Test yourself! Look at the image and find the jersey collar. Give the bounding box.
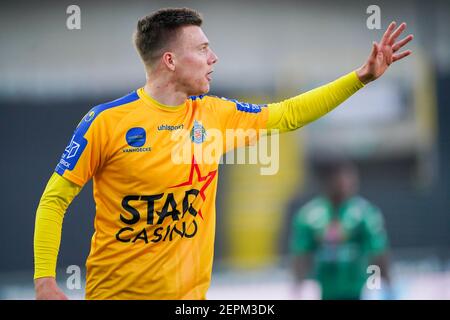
[137,87,186,112]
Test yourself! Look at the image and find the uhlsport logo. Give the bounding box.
[190,120,206,144]
[158,124,184,131]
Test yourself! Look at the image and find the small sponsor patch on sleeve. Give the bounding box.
[221,97,266,114]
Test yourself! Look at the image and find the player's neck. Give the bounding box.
[144,77,188,107]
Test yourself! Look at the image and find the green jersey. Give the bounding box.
[290,196,388,299]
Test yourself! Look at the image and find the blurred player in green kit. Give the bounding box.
[290,159,391,300]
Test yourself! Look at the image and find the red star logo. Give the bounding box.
[170,155,217,219]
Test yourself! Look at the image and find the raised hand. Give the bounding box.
[357,21,413,84]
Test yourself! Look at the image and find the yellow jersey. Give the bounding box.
[35,71,364,299]
[55,88,268,299]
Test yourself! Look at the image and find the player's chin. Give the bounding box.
[189,79,210,96]
[197,83,210,95]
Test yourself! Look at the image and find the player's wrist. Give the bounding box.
[355,65,374,85]
[34,277,57,291]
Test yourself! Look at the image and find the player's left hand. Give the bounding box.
[356,21,413,84]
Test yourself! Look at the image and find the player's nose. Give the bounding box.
[209,50,219,65]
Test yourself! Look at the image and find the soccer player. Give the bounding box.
[290,159,391,300]
[34,8,413,299]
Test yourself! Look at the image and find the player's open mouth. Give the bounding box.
[206,71,213,81]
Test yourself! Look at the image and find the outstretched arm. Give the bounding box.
[267,21,413,132]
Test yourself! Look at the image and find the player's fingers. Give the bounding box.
[381,21,396,45]
[388,22,407,45]
[393,34,414,52]
[393,50,412,62]
[369,41,378,59]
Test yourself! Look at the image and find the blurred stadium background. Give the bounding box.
[1,0,450,299]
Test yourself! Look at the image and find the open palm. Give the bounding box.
[357,21,413,84]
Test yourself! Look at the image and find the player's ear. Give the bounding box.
[162,52,176,71]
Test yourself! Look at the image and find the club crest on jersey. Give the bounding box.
[190,120,206,144]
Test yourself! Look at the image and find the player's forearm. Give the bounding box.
[34,206,65,278]
[34,173,82,279]
[266,71,365,132]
